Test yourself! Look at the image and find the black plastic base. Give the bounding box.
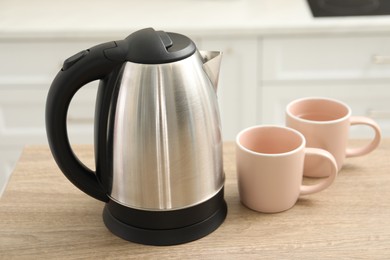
[102,188,227,246]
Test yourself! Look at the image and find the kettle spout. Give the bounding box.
[200,51,222,92]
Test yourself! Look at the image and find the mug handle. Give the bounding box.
[300,148,338,196]
[346,116,381,158]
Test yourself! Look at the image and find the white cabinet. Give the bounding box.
[262,36,390,81]
[260,35,390,137]
[2,32,390,192]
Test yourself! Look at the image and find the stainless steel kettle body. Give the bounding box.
[110,51,224,210]
[45,28,227,245]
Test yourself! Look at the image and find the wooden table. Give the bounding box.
[1,141,390,258]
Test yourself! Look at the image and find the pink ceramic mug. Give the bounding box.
[236,125,338,213]
[286,97,381,177]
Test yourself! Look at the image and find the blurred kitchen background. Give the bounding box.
[1,0,390,194]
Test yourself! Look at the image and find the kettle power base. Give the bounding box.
[102,201,227,246]
[102,188,227,246]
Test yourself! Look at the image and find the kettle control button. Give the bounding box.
[104,42,127,62]
[62,50,89,71]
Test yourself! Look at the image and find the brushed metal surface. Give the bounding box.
[110,51,224,210]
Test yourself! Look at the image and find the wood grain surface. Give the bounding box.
[1,140,389,259]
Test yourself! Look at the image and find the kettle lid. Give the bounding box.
[108,28,196,64]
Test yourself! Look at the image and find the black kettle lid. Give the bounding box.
[105,28,196,64]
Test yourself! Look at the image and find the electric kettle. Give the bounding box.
[45,28,227,245]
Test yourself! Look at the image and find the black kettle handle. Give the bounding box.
[46,42,125,202]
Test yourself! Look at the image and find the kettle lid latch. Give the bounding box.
[156,31,173,49]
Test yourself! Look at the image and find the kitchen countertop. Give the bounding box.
[2,0,390,39]
[1,140,389,258]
